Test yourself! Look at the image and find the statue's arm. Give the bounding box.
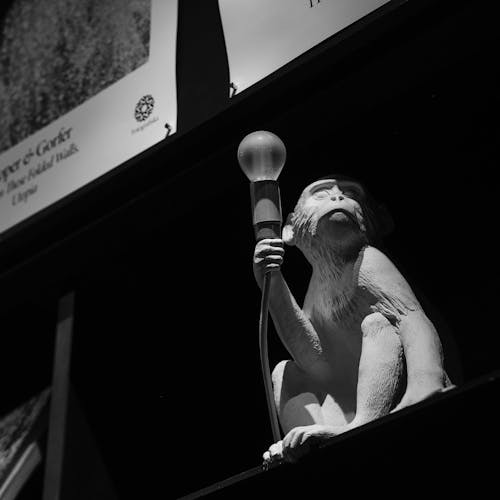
[253,239,327,376]
[396,309,447,407]
[362,247,448,410]
[269,272,328,374]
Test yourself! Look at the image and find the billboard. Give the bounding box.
[219,0,391,94]
[0,0,178,234]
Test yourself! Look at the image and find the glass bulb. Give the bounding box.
[237,131,286,182]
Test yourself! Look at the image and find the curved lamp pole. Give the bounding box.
[238,131,286,443]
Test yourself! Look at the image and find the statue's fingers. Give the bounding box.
[268,239,284,248]
[256,239,283,252]
[282,429,305,462]
[259,238,284,247]
[255,255,281,268]
[258,245,285,257]
[300,430,311,446]
[269,441,283,459]
[265,257,283,270]
[282,429,294,449]
[288,428,304,449]
[265,254,283,263]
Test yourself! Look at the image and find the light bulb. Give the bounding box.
[237,131,286,182]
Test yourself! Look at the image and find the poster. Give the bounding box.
[219,0,391,94]
[0,0,177,235]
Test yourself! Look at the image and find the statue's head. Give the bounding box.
[282,174,393,261]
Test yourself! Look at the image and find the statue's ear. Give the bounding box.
[282,213,296,246]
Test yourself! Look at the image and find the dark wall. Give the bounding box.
[1,1,499,498]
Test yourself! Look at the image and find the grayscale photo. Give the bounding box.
[0,1,498,498]
[0,0,151,154]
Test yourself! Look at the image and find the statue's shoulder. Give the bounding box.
[358,246,420,310]
[358,245,399,277]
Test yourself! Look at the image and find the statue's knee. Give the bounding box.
[271,360,293,410]
[361,312,393,338]
[272,359,309,399]
[273,359,323,401]
[272,360,294,387]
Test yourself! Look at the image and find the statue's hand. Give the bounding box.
[262,424,339,464]
[262,440,284,464]
[253,238,284,288]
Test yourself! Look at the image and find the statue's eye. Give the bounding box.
[312,189,330,199]
[343,189,356,198]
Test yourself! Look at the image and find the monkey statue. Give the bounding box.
[253,175,454,464]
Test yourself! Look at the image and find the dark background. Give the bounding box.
[0,1,499,498]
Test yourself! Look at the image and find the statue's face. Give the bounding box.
[299,179,367,235]
[282,178,370,260]
[283,178,369,258]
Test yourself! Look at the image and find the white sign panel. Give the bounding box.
[219,0,391,94]
[0,0,177,234]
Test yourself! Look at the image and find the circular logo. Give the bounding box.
[134,95,155,122]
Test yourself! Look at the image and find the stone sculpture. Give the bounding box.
[253,176,453,463]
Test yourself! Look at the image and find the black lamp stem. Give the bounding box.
[250,179,283,443]
[260,271,282,444]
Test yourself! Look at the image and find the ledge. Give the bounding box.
[179,371,500,498]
